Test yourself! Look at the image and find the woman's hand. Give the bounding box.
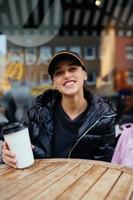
[2,141,17,168]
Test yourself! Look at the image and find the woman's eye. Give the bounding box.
[70,67,77,71]
[54,71,63,76]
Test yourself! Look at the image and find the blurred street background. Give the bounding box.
[0,0,133,127]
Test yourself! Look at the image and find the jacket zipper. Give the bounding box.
[68,113,116,158]
[36,105,42,123]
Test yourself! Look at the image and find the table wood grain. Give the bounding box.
[0,159,133,200]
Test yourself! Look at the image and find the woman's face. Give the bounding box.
[53,60,87,96]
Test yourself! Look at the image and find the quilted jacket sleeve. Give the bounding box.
[93,116,116,162]
[23,107,47,159]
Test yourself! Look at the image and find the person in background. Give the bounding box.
[2,51,116,168]
[118,91,133,125]
[2,91,17,123]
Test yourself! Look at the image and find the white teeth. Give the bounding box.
[64,81,74,87]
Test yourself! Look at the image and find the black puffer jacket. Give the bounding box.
[24,89,116,162]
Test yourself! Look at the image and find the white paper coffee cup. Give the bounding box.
[2,122,34,169]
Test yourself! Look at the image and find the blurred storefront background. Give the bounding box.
[0,0,133,124]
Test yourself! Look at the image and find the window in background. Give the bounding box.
[126,45,133,60]
[0,35,7,55]
[39,46,52,62]
[69,46,81,55]
[87,72,96,85]
[127,71,133,84]
[84,46,96,60]
[8,46,23,63]
[25,47,37,65]
[54,46,67,53]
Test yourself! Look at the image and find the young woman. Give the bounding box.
[2,51,116,168]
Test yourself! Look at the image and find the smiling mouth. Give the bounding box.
[63,80,76,86]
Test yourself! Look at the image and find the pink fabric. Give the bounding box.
[111,123,133,168]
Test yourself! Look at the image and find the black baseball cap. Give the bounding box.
[48,51,86,78]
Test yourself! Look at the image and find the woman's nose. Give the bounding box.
[64,70,71,78]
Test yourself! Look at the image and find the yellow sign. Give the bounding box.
[0,79,11,92]
[0,61,24,92]
[4,62,24,80]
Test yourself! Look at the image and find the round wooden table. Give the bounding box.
[0,159,133,200]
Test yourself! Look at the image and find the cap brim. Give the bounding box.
[48,51,85,77]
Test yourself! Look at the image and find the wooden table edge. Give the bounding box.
[36,158,133,175]
[0,158,133,175]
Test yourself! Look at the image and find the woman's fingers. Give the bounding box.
[3,156,17,168]
[2,141,17,168]
[2,141,9,149]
